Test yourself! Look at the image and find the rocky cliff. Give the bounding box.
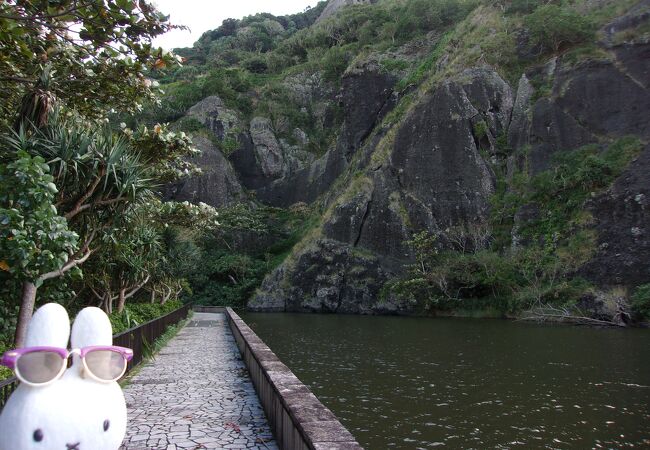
[316,0,375,23]
[158,0,650,322]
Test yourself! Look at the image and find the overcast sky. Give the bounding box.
[152,0,322,49]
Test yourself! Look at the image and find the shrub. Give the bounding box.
[172,117,205,133]
[0,340,11,380]
[473,120,488,139]
[243,56,269,74]
[109,300,184,334]
[396,0,470,40]
[631,284,650,320]
[320,45,352,82]
[506,0,560,15]
[525,4,594,53]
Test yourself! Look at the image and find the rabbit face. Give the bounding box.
[0,304,128,450]
[0,374,126,450]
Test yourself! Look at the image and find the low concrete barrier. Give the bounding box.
[193,305,226,313]
[225,308,363,450]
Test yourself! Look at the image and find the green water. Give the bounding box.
[242,313,650,449]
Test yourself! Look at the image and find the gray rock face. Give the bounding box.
[166,136,244,207]
[507,74,534,152]
[229,119,316,195]
[255,63,397,207]
[613,41,650,88]
[516,56,650,174]
[228,132,269,190]
[248,239,399,314]
[316,0,373,23]
[555,61,650,139]
[391,76,501,227]
[339,61,398,159]
[250,117,284,178]
[580,144,650,287]
[186,96,240,140]
[460,68,513,139]
[528,97,595,174]
[176,1,650,316]
[601,0,650,90]
[255,147,347,207]
[283,72,337,130]
[253,68,511,312]
[251,32,650,312]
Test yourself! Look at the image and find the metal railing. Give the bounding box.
[113,302,192,372]
[0,377,18,411]
[0,302,192,412]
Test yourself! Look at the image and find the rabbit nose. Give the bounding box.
[66,443,80,450]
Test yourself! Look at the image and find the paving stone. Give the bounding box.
[120,313,277,450]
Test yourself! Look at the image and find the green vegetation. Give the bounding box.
[1,0,645,340]
[473,121,488,140]
[109,300,185,334]
[0,0,178,127]
[0,1,215,348]
[389,138,644,315]
[631,284,650,321]
[187,204,317,308]
[396,31,454,91]
[146,315,191,358]
[525,4,594,53]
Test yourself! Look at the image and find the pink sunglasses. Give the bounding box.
[1,346,134,386]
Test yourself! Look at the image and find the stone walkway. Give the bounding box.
[120,313,277,450]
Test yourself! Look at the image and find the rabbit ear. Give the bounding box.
[24,303,70,348]
[71,307,113,348]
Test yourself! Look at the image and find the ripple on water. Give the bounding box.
[243,313,650,449]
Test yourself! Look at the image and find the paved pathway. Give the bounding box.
[120,313,277,450]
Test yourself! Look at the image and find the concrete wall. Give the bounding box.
[193,306,226,313]
[225,308,363,450]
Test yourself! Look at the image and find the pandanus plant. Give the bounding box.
[1,100,152,346]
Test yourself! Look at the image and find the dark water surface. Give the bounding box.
[242,313,650,449]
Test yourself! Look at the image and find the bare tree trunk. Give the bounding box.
[161,288,171,305]
[13,240,95,347]
[117,288,126,314]
[150,289,155,304]
[14,281,37,347]
[103,292,113,315]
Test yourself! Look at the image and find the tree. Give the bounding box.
[0,0,181,127]
[2,108,207,341]
[0,114,153,345]
[82,197,217,314]
[0,1,217,346]
[0,151,80,345]
[86,214,161,314]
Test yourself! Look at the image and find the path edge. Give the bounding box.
[225,308,363,450]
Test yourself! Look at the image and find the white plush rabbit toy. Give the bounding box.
[0,303,130,450]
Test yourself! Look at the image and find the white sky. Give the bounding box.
[152,0,322,49]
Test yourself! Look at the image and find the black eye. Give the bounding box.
[103,420,110,432]
[33,429,44,442]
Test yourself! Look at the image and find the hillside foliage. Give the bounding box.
[1,0,646,359]
[0,0,215,352]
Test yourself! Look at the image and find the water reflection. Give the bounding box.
[242,313,650,449]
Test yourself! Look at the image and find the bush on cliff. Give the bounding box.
[525,4,594,53]
[631,284,650,321]
[389,138,644,314]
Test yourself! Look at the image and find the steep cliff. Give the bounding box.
[316,0,375,23]
[153,0,650,322]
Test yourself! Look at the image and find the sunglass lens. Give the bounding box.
[16,351,65,384]
[84,350,126,381]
